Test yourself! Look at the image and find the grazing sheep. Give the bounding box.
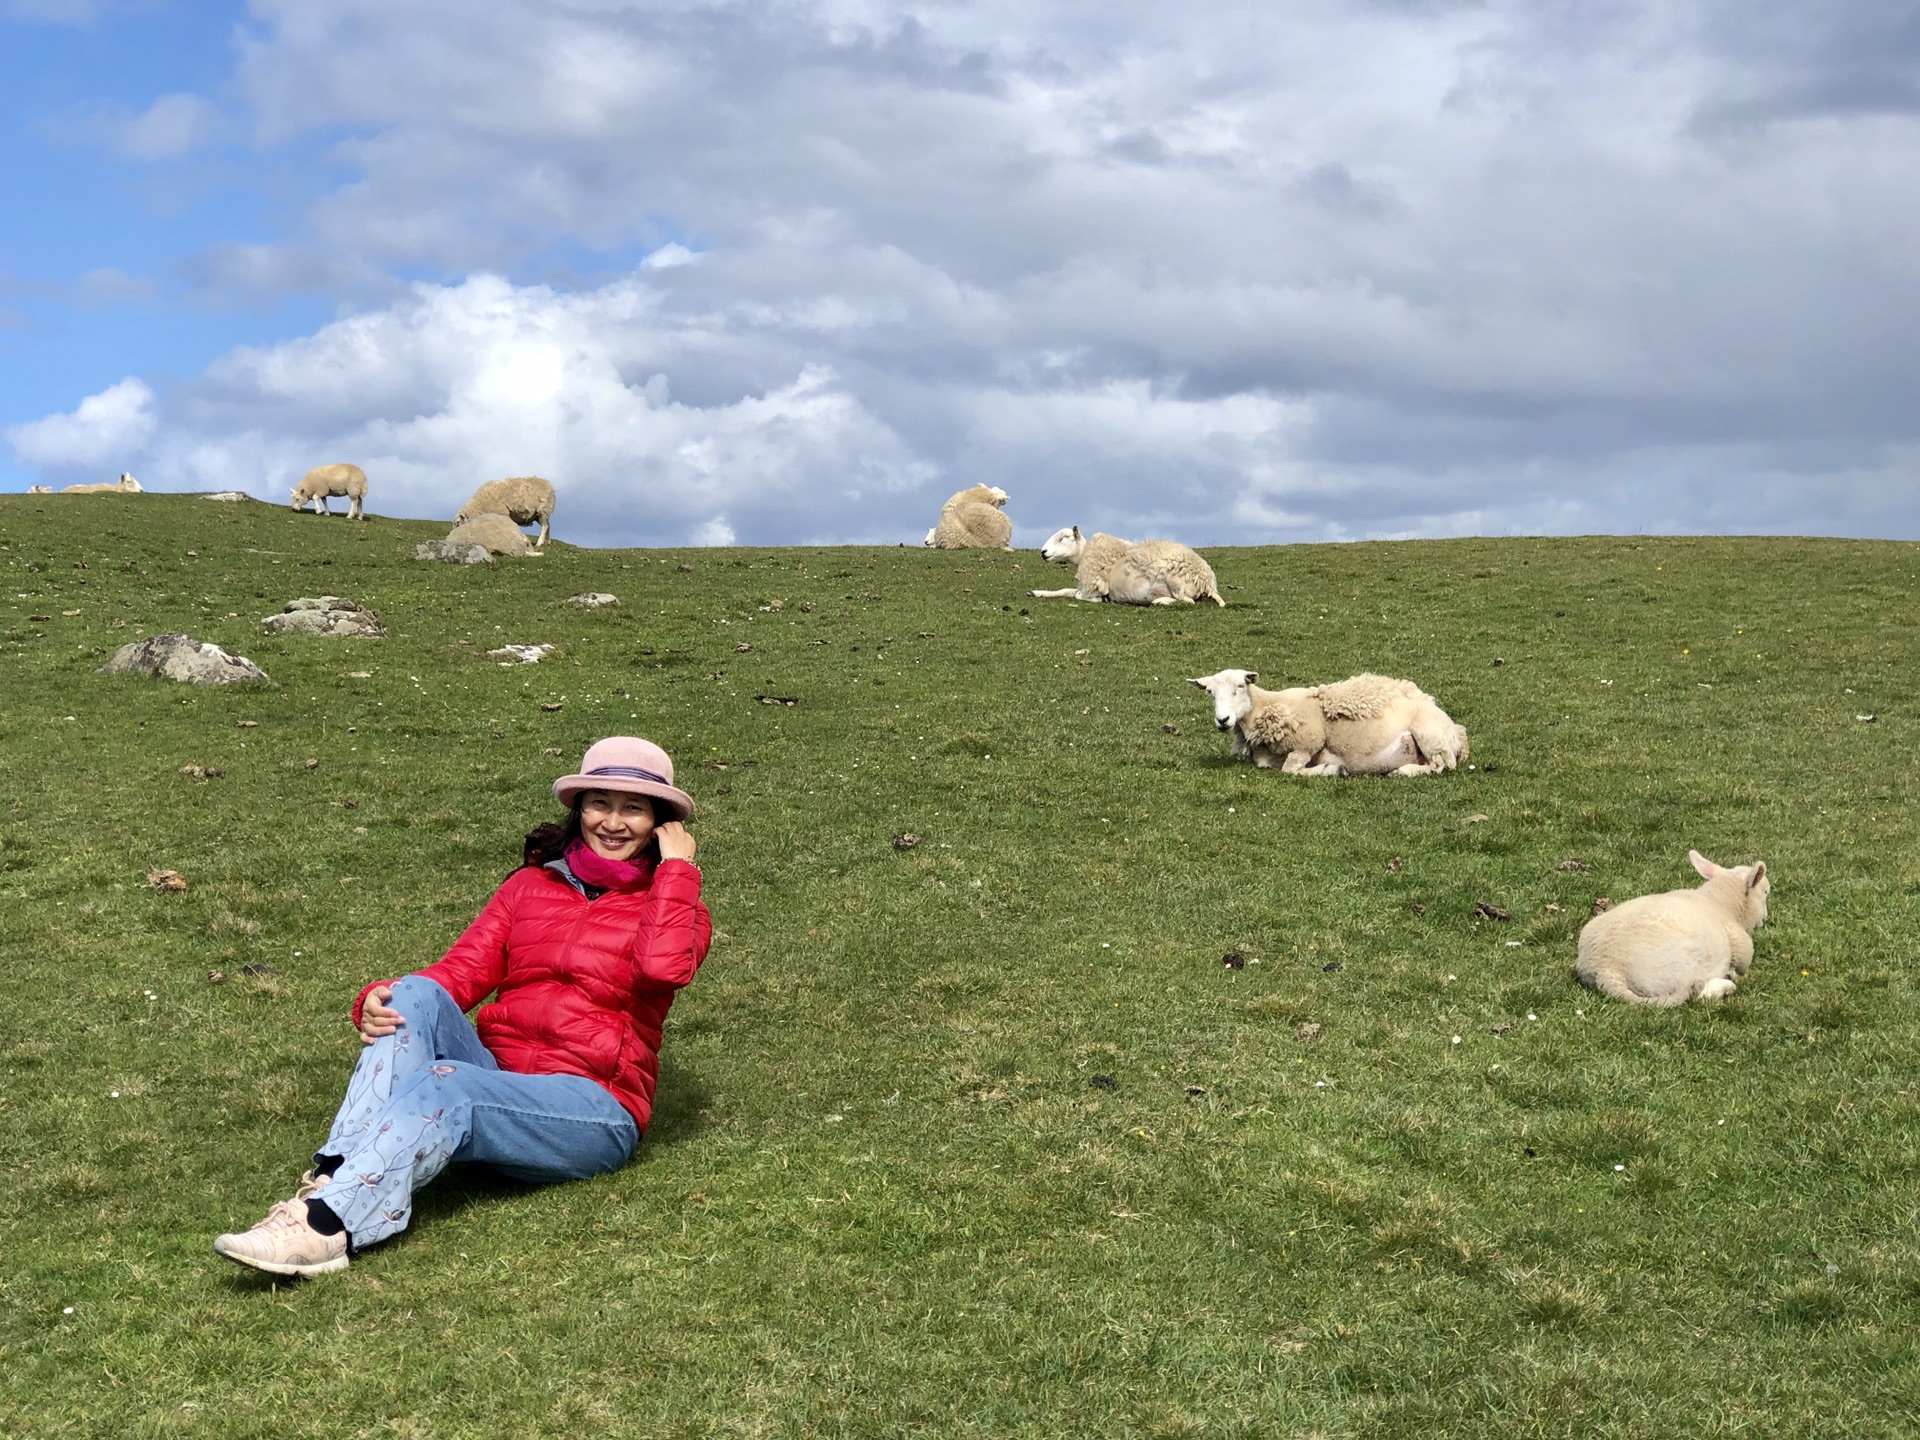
[1032,527,1224,605]
[448,512,537,557]
[1575,851,1770,1006]
[290,463,368,519]
[1029,526,1135,600]
[456,475,556,547]
[63,472,144,495]
[1188,670,1469,776]
[925,484,1012,549]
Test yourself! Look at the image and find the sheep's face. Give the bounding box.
[1188,669,1257,731]
[985,486,1009,507]
[1040,526,1084,564]
[1690,850,1770,929]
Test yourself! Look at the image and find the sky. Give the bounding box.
[3,0,1917,548]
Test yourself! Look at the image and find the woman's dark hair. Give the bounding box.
[520,800,584,870]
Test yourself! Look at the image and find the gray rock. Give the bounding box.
[566,592,619,607]
[197,491,252,502]
[412,539,494,564]
[99,633,272,686]
[261,597,386,637]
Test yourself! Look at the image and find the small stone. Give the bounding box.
[734,642,754,653]
[1294,1022,1322,1042]
[206,970,226,985]
[237,719,258,728]
[261,597,385,638]
[1184,1085,1207,1098]
[1323,961,1342,973]
[565,593,619,607]
[1386,856,1404,871]
[755,694,799,706]
[1591,896,1614,915]
[1491,1021,1515,1035]
[539,701,564,712]
[891,833,921,850]
[304,758,319,770]
[543,746,565,757]
[1221,951,1245,969]
[1555,857,1592,872]
[1464,813,1489,824]
[1492,657,1506,666]
[146,869,189,892]
[677,563,694,572]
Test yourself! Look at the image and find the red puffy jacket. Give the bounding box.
[352,857,711,1131]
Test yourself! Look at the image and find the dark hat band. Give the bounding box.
[585,764,671,785]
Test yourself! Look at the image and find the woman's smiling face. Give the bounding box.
[577,790,658,861]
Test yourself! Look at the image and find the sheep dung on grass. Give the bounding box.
[62,472,143,495]
[1575,851,1769,1006]
[447,512,538,557]
[924,485,1012,550]
[1188,670,1469,776]
[1033,526,1224,605]
[290,463,368,519]
[455,475,556,547]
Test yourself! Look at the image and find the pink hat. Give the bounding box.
[553,736,695,821]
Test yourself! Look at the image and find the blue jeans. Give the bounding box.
[313,975,639,1249]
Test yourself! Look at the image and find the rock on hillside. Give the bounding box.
[411,539,493,564]
[261,597,386,638]
[98,633,271,686]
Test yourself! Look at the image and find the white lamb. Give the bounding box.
[1031,527,1224,605]
[1575,851,1770,1006]
[456,476,556,548]
[290,463,368,519]
[924,485,1012,549]
[28,485,51,494]
[447,512,538,557]
[1188,669,1469,776]
[63,472,143,495]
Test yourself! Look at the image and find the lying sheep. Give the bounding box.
[290,463,368,519]
[28,485,51,494]
[925,485,1012,549]
[63,472,143,495]
[1188,670,1469,776]
[1575,851,1770,1006]
[447,512,538,557]
[1032,527,1224,605]
[456,475,556,548]
[1029,526,1135,600]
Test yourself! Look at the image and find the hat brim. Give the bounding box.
[554,774,695,821]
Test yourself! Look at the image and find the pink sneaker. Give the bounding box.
[213,1198,348,1277]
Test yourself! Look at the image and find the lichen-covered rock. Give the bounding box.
[198,491,252,503]
[566,592,619,607]
[447,512,536,557]
[261,597,386,637]
[99,633,272,686]
[411,539,494,564]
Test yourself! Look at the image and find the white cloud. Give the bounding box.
[14,1,1920,540]
[7,377,156,469]
[115,92,227,160]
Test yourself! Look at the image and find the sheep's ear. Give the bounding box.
[1689,850,1719,879]
[1747,862,1766,890]
[1187,677,1207,689]
[1072,525,1082,539]
[1244,671,1257,685]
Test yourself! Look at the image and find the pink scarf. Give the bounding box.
[564,838,655,893]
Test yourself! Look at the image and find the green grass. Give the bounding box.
[3,494,1919,1437]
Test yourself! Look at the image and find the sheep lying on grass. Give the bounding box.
[456,476,555,547]
[925,485,1012,549]
[27,485,50,494]
[1188,670,1469,776]
[1576,851,1769,1006]
[1032,526,1224,605]
[63,473,143,495]
[290,463,368,519]
[1029,527,1134,600]
[448,512,538,557]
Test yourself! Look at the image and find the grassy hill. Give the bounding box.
[3,493,1918,1438]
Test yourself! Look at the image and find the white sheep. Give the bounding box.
[447,512,538,557]
[1031,527,1224,605]
[1188,669,1469,776]
[1028,526,1135,600]
[27,485,51,494]
[62,472,144,495]
[456,476,556,547]
[1575,851,1770,1006]
[290,463,368,519]
[924,485,1012,550]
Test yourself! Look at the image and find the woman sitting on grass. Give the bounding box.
[214,736,711,1277]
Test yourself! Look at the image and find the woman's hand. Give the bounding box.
[655,820,697,863]
[359,984,404,1045]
